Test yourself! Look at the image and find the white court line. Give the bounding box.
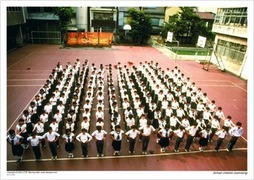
[8,79,45,81]
[6,147,247,163]
[229,81,247,92]
[6,85,43,132]
[7,85,42,87]
[7,52,34,69]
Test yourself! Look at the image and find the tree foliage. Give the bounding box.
[127,8,152,45]
[162,7,215,45]
[53,7,73,42]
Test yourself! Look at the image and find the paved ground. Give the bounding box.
[4,44,250,179]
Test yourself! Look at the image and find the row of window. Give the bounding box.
[214,8,247,27]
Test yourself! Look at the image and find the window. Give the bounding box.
[94,13,113,20]
[216,39,247,65]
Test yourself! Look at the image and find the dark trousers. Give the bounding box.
[49,142,57,156]
[142,136,150,152]
[215,138,225,150]
[129,138,136,152]
[32,145,41,159]
[81,143,88,156]
[185,135,194,150]
[228,136,239,150]
[96,140,104,155]
[174,137,183,150]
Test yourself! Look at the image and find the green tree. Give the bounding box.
[161,7,214,45]
[53,7,73,44]
[127,8,152,45]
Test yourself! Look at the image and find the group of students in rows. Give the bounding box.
[115,61,244,153]
[7,60,244,162]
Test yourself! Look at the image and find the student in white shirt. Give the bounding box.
[184,123,199,152]
[227,122,244,151]
[96,118,104,129]
[62,129,75,158]
[110,125,125,156]
[158,125,173,153]
[27,132,43,160]
[125,125,140,154]
[125,114,135,132]
[7,129,24,162]
[214,126,227,152]
[81,116,90,132]
[209,116,220,142]
[15,118,29,149]
[76,128,93,158]
[173,126,185,152]
[223,115,235,132]
[139,121,155,155]
[66,118,75,133]
[33,119,46,147]
[198,126,211,151]
[43,127,60,160]
[91,126,107,157]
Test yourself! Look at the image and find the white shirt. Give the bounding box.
[54,113,62,123]
[62,133,75,143]
[126,118,135,127]
[76,132,92,143]
[174,129,185,138]
[27,136,43,146]
[50,123,59,132]
[16,124,27,134]
[216,129,227,139]
[139,118,147,128]
[159,128,172,137]
[7,134,23,145]
[91,130,107,140]
[139,125,155,136]
[229,126,244,137]
[43,132,60,142]
[125,129,140,139]
[200,129,210,138]
[81,121,90,131]
[33,123,44,133]
[40,114,48,123]
[110,130,124,141]
[187,126,199,137]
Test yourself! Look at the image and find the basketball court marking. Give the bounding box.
[7,85,42,87]
[7,85,43,132]
[7,79,46,81]
[6,147,247,163]
[7,52,34,69]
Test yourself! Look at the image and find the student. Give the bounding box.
[139,121,155,155]
[22,110,33,136]
[125,125,140,154]
[214,126,227,152]
[33,119,46,147]
[227,122,244,151]
[43,127,60,160]
[7,129,24,162]
[96,107,104,120]
[173,126,185,152]
[27,132,43,160]
[62,129,75,158]
[76,128,92,158]
[158,125,173,153]
[15,118,29,149]
[125,114,135,132]
[223,115,235,132]
[209,116,220,142]
[198,126,211,152]
[66,118,75,133]
[96,118,104,129]
[91,126,107,157]
[184,123,199,152]
[40,110,49,131]
[110,125,125,156]
[81,116,90,132]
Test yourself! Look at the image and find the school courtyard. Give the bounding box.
[6,44,248,174]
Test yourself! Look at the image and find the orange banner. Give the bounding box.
[67,32,113,46]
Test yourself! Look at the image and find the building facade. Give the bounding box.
[211,7,248,79]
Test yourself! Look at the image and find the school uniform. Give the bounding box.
[62,133,75,153]
[184,126,199,151]
[43,131,60,158]
[81,121,90,132]
[76,132,92,157]
[173,129,185,151]
[110,130,124,154]
[91,130,107,156]
[16,123,28,148]
[33,123,46,147]
[27,135,43,160]
[125,129,140,153]
[139,125,155,154]
[215,130,227,151]
[199,129,210,148]
[227,126,244,151]
[158,128,172,149]
[7,134,24,161]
